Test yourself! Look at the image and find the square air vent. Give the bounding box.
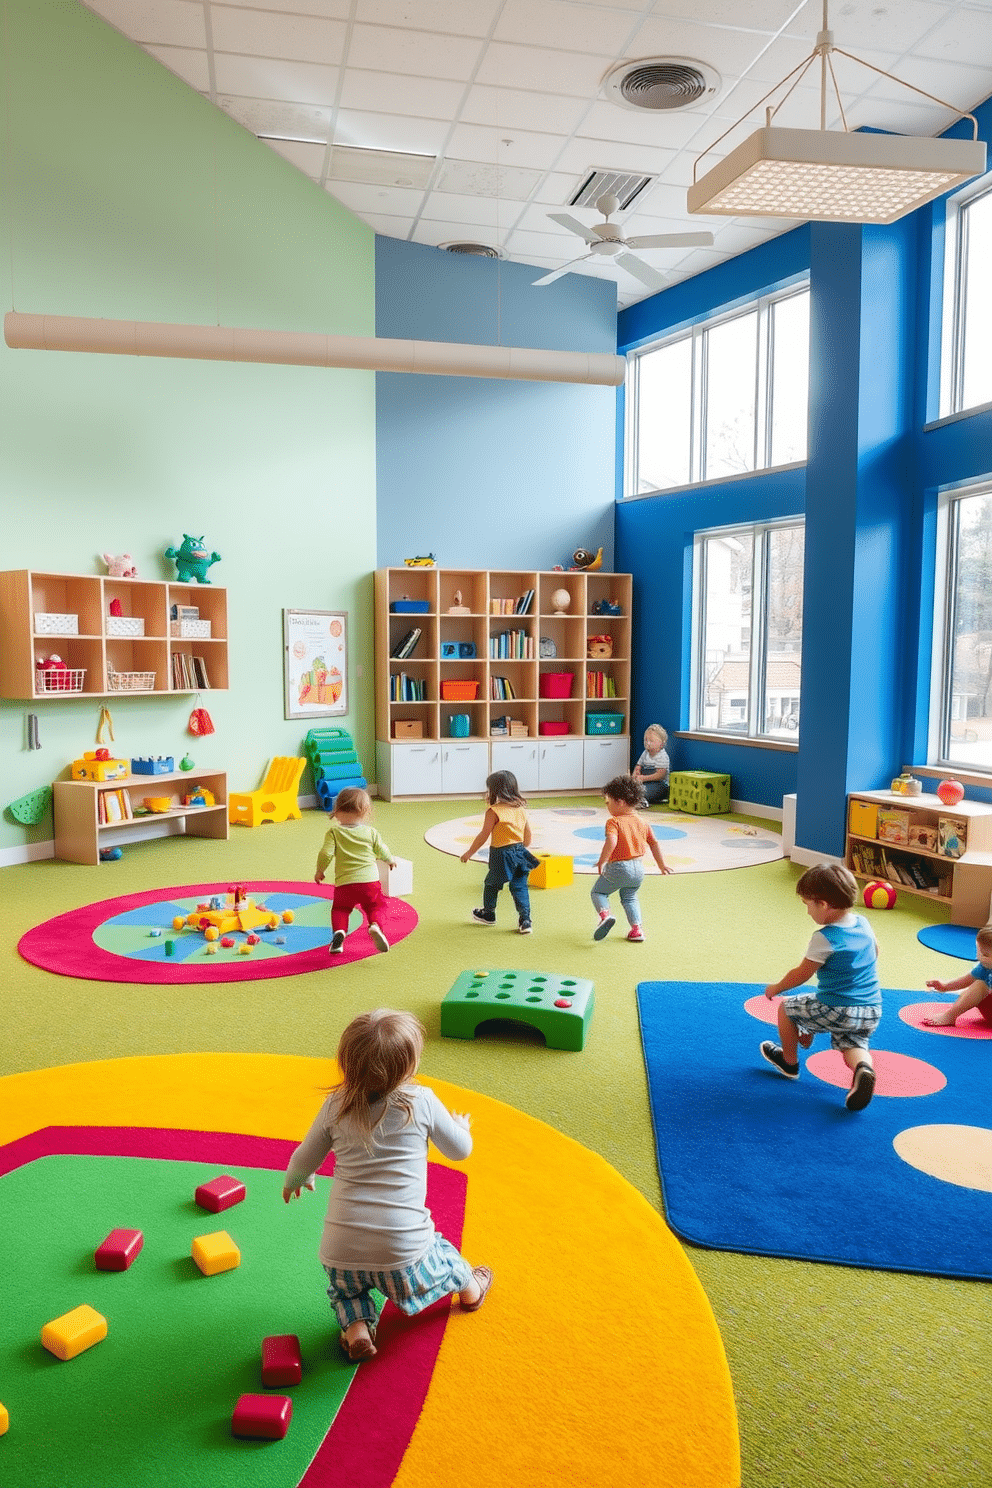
[569,171,654,210]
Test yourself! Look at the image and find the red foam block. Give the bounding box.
[232,1393,292,1440]
[261,1333,302,1387]
[94,1227,144,1271]
[195,1174,246,1212]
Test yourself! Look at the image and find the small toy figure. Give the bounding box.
[165,535,221,584]
[102,553,138,579]
[572,547,603,571]
[403,553,436,568]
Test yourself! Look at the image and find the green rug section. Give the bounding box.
[0,1155,347,1486]
[4,797,991,1488]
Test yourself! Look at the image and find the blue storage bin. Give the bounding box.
[390,600,430,613]
[131,756,175,774]
[585,713,624,735]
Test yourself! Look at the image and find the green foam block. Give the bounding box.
[8,785,52,825]
[441,969,594,1052]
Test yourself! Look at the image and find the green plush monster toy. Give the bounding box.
[165,535,221,584]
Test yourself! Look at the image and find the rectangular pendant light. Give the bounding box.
[688,127,987,225]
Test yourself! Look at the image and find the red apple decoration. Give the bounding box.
[936,778,965,806]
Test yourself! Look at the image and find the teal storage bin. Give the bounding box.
[585,712,624,734]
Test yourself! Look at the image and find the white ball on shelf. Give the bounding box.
[551,588,571,614]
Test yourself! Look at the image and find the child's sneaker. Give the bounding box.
[593,912,616,941]
[518,916,533,935]
[329,930,346,955]
[369,923,389,954]
[759,1041,799,1079]
[626,925,645,942]
[471,908,496,925]
[845,1062,876,1111]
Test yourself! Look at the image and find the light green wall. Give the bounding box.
[0,0,376,854]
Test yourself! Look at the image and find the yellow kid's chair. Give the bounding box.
[229,757,306,827]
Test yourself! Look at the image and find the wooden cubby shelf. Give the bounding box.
[845,788,992,926]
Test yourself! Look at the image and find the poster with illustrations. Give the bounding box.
[283,609,348,719]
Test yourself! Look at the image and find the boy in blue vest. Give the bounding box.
[760,863,880,1112]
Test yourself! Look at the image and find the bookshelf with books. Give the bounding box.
[53,766,227,865]
[374,567,632,799]
[845,788,992,926]
[0,570,228,698]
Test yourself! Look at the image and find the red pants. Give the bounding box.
[331,880,385,935]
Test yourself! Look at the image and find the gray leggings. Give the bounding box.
[591,859,645,927]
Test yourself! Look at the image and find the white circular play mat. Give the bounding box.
[425,806,783,874]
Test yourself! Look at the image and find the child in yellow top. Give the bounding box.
[460,771,539,934]
[593,774,672,943]
[315,787,396,955]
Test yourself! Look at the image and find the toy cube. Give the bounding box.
[377,856,413,896]
[41,1304,108,1361]
[195,1174,247,1213]
[441,969,594,1052]
[192,1230,241,1276]
[528,853,573,889]
[94,1227,143,1271]
[261,1334,302,1387]
[668,770,731,816]
[232,1394,293,1440]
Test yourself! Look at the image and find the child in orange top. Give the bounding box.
[593,775,672,942]
[460,771,539,934]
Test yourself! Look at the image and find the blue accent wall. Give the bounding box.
[375,237,619,572]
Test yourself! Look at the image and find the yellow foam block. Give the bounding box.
[528,852,574,889]
[41,1304,107,1361]
[192,1230,241,1276]
[0,1401,8,1434]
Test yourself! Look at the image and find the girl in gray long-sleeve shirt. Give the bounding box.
[283,1008,494,1361]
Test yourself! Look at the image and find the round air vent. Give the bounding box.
[440,241,502,257]
[604,57,720,112]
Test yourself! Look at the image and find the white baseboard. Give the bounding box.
[731,798,782,822]
[788,844,844,868]
[0,839,56,867]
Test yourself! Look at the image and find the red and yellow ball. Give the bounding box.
[863,878,897,909]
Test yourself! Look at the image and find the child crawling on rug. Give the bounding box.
[922,923,992,1027]
[760,863,881,1112]
[282,1009,493,1362]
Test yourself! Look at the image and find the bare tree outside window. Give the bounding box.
[944,490,992,769]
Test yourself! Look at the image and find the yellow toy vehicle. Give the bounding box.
[403,553,436,567]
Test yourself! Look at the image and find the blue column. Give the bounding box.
[796,220,916,857]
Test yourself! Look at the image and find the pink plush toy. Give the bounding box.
[102,552,138,579]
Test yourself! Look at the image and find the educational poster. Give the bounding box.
[283,609,348,719]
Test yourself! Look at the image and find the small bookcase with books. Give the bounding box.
[845,788,992,926]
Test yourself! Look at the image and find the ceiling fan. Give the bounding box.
[532,193,714,291]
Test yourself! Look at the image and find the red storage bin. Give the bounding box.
[539,721,571,736]
[539,672,574,699]
[441,680,480,701]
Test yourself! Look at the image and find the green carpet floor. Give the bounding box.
[4,796,990,1488]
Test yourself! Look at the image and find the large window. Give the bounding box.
[933,484,992,771]
[692,519,805,741]
[941,179,992,416]
[625,287,809,496]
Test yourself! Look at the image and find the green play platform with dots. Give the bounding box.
[440,969,594,1051]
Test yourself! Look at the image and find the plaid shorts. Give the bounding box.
[323,1233,473,1330]
[782,993,881,1051]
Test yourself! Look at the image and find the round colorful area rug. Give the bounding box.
[17,881,417,984]
[0,1054,740,1488]
[426,806,783,874]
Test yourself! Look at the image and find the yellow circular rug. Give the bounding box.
[0,1054,739,1488]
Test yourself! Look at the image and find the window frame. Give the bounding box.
[623,283,809,498]
[940,172,992,419]
[929,478,992,775]
[690,515,805,745]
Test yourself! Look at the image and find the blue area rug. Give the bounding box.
[636,981,992,1280]
[917,923,979,961]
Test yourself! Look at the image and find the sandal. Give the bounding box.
[460,1265,494,1312]
[339,1323,377,1361]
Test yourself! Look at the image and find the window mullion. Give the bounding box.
[750,528,767,737]
[695,329,707,484]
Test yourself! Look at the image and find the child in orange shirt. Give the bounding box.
[460,771,539,934]
[593,775,672,942]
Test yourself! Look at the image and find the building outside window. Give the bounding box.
[941,178,992,416]
[692,520,804,740]
[625,286,809,496]
[934,484,992,771]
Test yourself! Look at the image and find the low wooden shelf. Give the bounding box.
[53,767,227,865]
[845,788,992,926]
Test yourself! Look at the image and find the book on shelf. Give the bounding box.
[514,589,534,615]
[193,655,211,689]
[391,627,422,659]
[490,675,516,700]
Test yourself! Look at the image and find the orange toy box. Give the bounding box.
[72,751,129,783]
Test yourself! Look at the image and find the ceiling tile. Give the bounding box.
[83,0,206,49]
[212,53,339,105]
[145,44,212,93]
[445,122,566,170]
[578,99,719,151]
[354,0,503,38]
[493,0,641,55]
[348,24,484,80]
[460,83,590,134]
[213,0,352,17]
[262,137,327,177]
[631,14,776,75]
[475,41,613,95]
[218,95,333,141]
[419,192,528,227]
[326,179,429,214]
[554,134,681,176]
[338,68,468,119]
[209,7,347,64]
[434,159,545,197]
[334,110,452,153]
